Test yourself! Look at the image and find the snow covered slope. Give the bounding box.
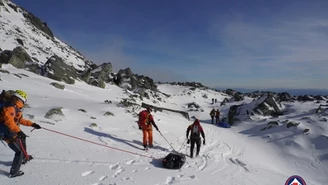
[0,65,327,185]
[0,0,87,71]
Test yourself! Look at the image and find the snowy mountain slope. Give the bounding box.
[0,65,327,184]
[0,0,87,70]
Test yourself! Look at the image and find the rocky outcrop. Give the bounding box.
[297,95,314,102]
[82,62,113,88]
[314,95,326,101]
[277,92,294,102]
[158,81,212,90]
[0,46,40,72]
[253,93,282,117]
[43,55,78,84]
[115,68,157,91]
[228,93,283,125]
[228,104,242,125]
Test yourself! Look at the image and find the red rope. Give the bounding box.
[41,127,157,160]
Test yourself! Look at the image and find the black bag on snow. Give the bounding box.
[162,153,186,169]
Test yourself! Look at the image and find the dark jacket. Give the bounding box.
[186,119,205,139]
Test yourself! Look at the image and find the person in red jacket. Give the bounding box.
[186,119,205,158]
[138,107,159,149]
[215,109,220,124]
[0,90,41,178]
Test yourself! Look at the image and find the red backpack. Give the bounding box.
[138,110,149,127]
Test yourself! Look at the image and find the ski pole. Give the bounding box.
[158,131,175,151]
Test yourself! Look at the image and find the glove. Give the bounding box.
[138,125,142,130]
[32,123,41,129]
[187,139,190,144]
[203,139,206,145]
[16,131,26,139]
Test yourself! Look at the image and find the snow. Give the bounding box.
[0,65,327,185]
[0,1,86,71]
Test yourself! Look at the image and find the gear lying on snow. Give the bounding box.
[162,152,186,169]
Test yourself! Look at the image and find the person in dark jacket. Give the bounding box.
[186,119,205,158]
[209,108,215,124]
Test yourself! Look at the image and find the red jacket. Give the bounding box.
[186,119,205,139]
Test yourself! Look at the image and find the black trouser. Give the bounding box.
[216,116,220,124]
[8,139,24,175]
[190,137,201,157]
[211,116,214,124]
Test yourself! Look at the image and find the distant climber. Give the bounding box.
[215,109,220,124]
[210,108,215,124]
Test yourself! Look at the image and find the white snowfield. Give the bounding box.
[0,65,327,185]
[0,1,87,71]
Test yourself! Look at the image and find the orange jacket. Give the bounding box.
[0,100,33,133]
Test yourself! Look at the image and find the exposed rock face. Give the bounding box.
[228,104,242,125]
[297,95,314,102]
[0,46,40,72]
[115,68,157,91]
[158,81,210,90]
[43,55,78,84]
[228,93,283,125]
[314,95,326,101]
[277,92,294,102]
[82,62,113,88]
[232,92,244,101]
[253,94,282,117]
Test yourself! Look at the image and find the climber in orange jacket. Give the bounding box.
[0,90,41,178]
[138,107,160,149]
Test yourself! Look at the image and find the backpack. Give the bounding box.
[189,124,203,138]
[138,110,150,127]
[162,153,186,169]
[0,90,16,140]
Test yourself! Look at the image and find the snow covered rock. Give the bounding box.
[43,55,78,84]
[0,0,88,71]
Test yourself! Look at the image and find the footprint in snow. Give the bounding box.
[166,176,176,185]
[126,159,136,164]
[110,163,120,170]
[189,175,196,179]
[99,176,107,181]
[113,168,124,177]
[132,169,137,173]
[122,177,132,181]
[81,170,94,177]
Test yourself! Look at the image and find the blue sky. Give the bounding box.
[12,0,328,89]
